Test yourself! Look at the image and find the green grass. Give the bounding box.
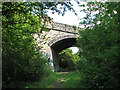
[62,71,85,88]
[23,71,86,88]
[24,71,64,88]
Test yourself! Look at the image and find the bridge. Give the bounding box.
[34,22,81,71]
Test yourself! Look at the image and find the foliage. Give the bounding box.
[2,2,76,88]
[2,1,120,88]
[59,48,76,71]
[24,71,64,88]
[2,2,47,88]
[76,2,120,88]
[62,71,86,88]
[39,2,77,16]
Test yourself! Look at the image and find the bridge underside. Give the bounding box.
[50,38,77,72]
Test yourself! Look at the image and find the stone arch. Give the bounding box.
[48,35,78,71]
[48,35,78,51]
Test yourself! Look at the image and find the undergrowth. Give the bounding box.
[62,71,86,88]
[24,71,64,88]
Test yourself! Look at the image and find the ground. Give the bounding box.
[54,72,69,88]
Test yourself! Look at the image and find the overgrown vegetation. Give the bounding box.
[2,2,75,88]
[2,1,119,88]
[62,71,83,88]
[24,71,64,88]
[2,2,47,88]
[60,2,119,88]
[59,48,76,71]
[75,2,120,88]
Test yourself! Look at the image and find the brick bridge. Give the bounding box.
[34,22,81,71]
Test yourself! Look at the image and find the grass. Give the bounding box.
[24,71,64,88]
[61,70,85,88]
[23,70,86,88]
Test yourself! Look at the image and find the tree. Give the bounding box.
[2,2,46,88]
[59,48,75,71]
[2,2,76,88]
[76,2,120,88]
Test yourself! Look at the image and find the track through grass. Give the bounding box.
[24,71,84,88]
[54,72,69,88]
[24,71,65,88]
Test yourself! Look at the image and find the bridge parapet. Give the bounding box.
[52,22,78,33]
[46,22,79,34]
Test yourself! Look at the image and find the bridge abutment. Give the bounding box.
[52,49,60,72]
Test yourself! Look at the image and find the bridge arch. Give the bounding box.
[48,35,77,53]
[48,35,78,72]
[39,22,81,72]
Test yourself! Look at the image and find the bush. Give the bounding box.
[2,2,48,88]
[76,2,119,88]
[76,27,119,88]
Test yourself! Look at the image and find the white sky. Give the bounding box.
[70,47,79,54]
[47,1,87,27]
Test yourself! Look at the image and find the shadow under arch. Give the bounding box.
[48,35,77,72]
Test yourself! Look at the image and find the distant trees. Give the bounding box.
[59,48,75,71]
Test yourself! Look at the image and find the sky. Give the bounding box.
[47,1,87,27]
[70,47,79,54]
[46,1,86,54]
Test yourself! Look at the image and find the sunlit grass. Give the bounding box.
[61,77,70,82]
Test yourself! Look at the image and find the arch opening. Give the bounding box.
[50,37,78,72]
[59,47,79,72]
[51,38,77,53]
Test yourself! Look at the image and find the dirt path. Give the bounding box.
[54,72,69,88]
